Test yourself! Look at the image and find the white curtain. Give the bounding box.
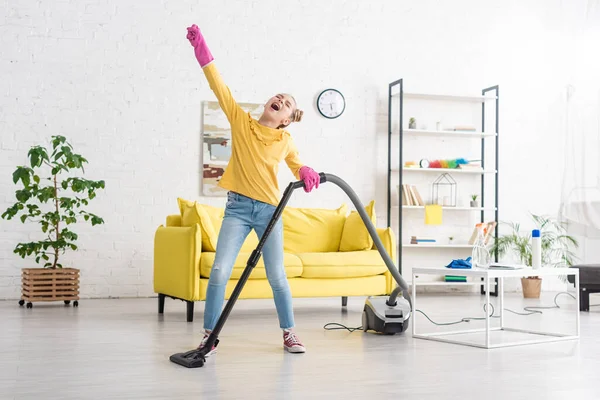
[560,0,600,238]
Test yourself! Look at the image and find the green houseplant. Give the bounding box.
[489,214,578,298]
[1,136,105,308]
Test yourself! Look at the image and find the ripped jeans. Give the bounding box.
[203,191,295,331]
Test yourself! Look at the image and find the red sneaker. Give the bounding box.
[198,332,217,356]
[283,330,306,353]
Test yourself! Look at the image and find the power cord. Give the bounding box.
[323,292,577,331]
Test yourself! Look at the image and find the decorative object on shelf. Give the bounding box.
[409,117,416,129]
[1,136,105,309]
[419,159,430,168]
[488,214,579,298]
[432,173,456,207]
[470,194,479,207]
[317,88,345,119]
[448,236,455,244]
[471,223,492,268]
[426,158,469,169]
[424,204,442,225]
[404,161,419,168]
[468,221,496,245]
[436,121,442,131]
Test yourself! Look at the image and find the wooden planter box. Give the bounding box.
[20,268,80,308]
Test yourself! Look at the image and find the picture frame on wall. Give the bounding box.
[201,100,264,196]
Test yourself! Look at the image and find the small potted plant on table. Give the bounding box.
[489,214,578,298]
[1,136,105,308]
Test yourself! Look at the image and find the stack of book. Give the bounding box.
[410,236,436,244]
[400,184,425,206]
[444,275,467,282]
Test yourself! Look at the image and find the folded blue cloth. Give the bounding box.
[445,256,472,269]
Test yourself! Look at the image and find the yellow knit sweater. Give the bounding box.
[202,62,304,206]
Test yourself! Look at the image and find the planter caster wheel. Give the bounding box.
[73,301,79,307]
[26,302,33,309]
[19,300,25,306]
[64,300,71,306]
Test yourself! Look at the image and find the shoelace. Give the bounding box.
[285,332,301,345]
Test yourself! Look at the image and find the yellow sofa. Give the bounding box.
[153,198,396,322]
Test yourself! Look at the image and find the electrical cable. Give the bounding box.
[323,292,578,331]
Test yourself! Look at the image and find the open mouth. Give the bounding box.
[270,102,280,112]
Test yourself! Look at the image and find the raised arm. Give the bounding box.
[285,138,320,193]
[187,24,242,123]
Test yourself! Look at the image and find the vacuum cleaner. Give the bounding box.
[169,173,412,368]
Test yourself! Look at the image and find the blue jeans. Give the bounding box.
[203,191,295,331]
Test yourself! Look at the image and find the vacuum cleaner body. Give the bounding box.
[362,296,411,335]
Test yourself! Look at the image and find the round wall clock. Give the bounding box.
[317,89,345,119]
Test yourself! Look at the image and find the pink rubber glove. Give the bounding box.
[299,166,320,193]
[186,24,214,67]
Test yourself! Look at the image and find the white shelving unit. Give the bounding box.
[386,79,500,291]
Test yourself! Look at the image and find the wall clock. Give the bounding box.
[317,89,345,119]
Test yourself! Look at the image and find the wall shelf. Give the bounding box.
[397,129,497,138]
[392,92,498,102]
[398,206,497,211]
[403,244,474,249]
[400,167,496,175]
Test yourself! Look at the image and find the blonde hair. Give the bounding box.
[291,109,303,123]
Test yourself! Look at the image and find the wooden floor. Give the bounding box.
[1,292,599,399]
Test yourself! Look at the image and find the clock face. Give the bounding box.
[317,89,345,119]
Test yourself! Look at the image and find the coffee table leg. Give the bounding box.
[499,277,504,329]
[412,273,417,336]
[486,276,491,348]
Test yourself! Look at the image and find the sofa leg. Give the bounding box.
[158,294,165,314]
[186,301,195,322]
[581,287,590,312]
[342,296,348,307]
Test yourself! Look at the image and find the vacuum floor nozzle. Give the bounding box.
[169,349,207,368]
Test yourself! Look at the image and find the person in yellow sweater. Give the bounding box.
[186,24,320,355]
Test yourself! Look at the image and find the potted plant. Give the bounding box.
[470,194,479,207]
[489,214,578,298]
[448,236,455,244]
[1,136,105,308]
[409,117,416,129]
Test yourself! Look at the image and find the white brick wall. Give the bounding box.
[0,0,592,298]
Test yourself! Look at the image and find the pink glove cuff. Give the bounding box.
[187,24,214,68]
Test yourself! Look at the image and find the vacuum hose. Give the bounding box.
[314,173,412,310]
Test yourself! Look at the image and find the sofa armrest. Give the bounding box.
[374,227,397,294]
[153,224,202,301]
[166,214,182,227]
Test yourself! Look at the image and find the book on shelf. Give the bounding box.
[400,184,425,206]
[410,236,436,244]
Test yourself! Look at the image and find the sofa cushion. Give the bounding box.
[339,200,376,252]
[200,252,303,280]
[296,251,388,278]
[282,204,348,253]
[177,198,259,252]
